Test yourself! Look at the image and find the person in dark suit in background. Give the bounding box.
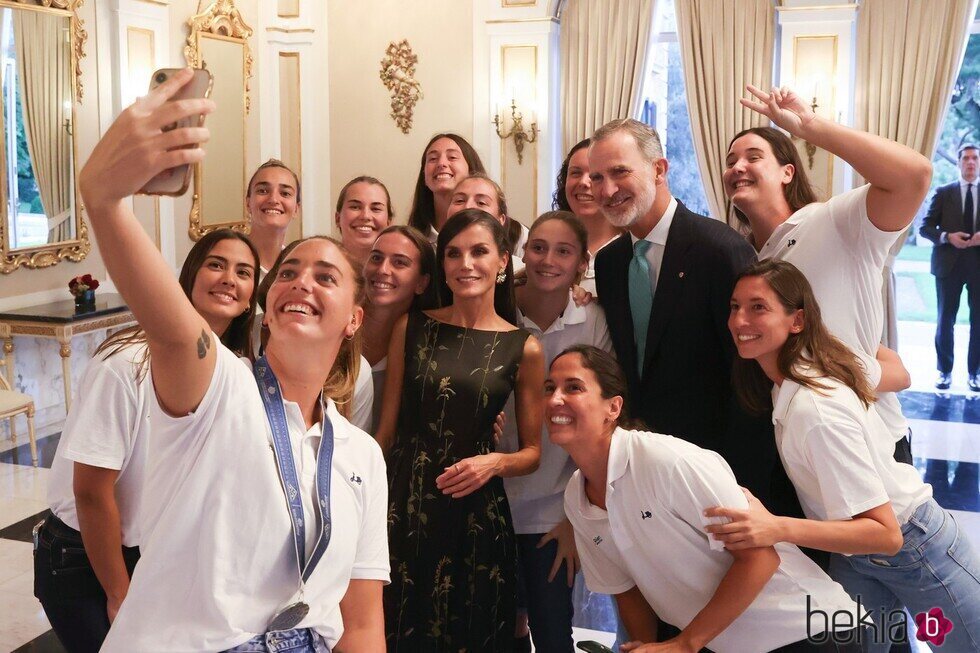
[589,119,789,515]
[920,144,980,391]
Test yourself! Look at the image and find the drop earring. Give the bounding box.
[496,268,506,284]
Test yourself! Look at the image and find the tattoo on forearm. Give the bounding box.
[197,329,211,359]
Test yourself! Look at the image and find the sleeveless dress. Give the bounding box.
[385,311,530,652]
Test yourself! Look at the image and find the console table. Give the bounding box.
[0,294,136,418]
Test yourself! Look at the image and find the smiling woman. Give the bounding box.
[334,176,393,266]
[375,209,544,651]
[75,69,388,652]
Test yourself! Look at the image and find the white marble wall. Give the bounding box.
[1,333,103,441]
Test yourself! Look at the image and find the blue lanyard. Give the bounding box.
[253,356,334,583]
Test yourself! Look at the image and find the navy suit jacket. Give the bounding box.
[920,182,977,278]
[596,202,784,508]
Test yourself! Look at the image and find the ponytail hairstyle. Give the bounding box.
[247,158,301,203]
[408,133,485,235]
[257,236,366,420]
[731,259,876,415]
[454,172,525,256]
[95,229,260,380]
[435,209,517,324]
[374,224,440,312]
[335,175,394,222]
[527,210,590,284]
[726,128,816,228]
[551,344,644,430]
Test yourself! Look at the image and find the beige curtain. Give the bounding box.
[560,0,657,153]
[854,0,977,348]
[674,0,775,223]
[14,10,72,243]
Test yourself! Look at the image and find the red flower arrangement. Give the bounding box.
[68,274,100,297]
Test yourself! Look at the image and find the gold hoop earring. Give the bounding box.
[496,269,506,285]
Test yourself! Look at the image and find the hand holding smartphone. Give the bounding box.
[577,641,616,653]
[137,67,213,196]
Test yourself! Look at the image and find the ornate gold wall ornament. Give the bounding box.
[184,0,253,113]
[379,39,422,134]
[0,0,89,274]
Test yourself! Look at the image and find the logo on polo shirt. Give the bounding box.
[641,510,652,520]
[350,472,362,485]
[593,535,603,546]
[787,239,797,248]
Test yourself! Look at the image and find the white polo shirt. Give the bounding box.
[565,428,858,653]
[757,185,908,442]
[771,375,931,525]
[501,294,614,533]
[47,343,150,547]
[103,340,390,652]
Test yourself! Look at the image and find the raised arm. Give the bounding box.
[742,85,932,232]
[875,345,911,393]
[78,69,216,416]
[374,313,407,454]
[435,335,543,498]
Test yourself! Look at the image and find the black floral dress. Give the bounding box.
[385,311,529,653]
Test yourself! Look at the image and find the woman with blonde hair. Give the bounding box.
[78,69,388,652]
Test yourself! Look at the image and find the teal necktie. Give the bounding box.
[629,239,653,377]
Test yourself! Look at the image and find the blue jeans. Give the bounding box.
[516,534,575,652]
[222,628,329,653]
[829,499,980,652]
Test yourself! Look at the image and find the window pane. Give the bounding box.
[639,5,711,217]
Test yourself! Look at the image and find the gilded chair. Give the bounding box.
[0,356,37,466]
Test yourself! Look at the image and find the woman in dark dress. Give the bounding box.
[376,209,544,652]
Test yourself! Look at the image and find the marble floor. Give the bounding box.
[1,319,978,651]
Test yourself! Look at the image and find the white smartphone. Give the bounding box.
[137,67,213,197]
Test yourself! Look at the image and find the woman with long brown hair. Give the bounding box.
[376,209,544,652]
[723,85,932,467]
[710,259,980,652]
[77,69,387,652]
[359,224,436,431]
[406,133,485,244]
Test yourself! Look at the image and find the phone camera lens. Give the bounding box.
[155,72,167,84]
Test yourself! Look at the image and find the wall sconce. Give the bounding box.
[493,98,538,165]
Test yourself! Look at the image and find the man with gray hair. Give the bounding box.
[590,119,790,515]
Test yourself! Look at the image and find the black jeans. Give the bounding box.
[33,513,140,653]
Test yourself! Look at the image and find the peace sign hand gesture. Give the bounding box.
[740,85,817,139]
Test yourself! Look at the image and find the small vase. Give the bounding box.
[74,289,96,313]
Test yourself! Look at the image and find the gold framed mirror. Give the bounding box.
[0,0,88,274]
[185,0,252,241]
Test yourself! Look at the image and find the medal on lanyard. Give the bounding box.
[254,357,334,632]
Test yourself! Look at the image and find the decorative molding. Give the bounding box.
[184,0,253,113]
[265,26,314,33]
[379,39,422,134]
[487,16,559,24]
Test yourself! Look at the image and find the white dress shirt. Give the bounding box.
[628,197,677,295]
